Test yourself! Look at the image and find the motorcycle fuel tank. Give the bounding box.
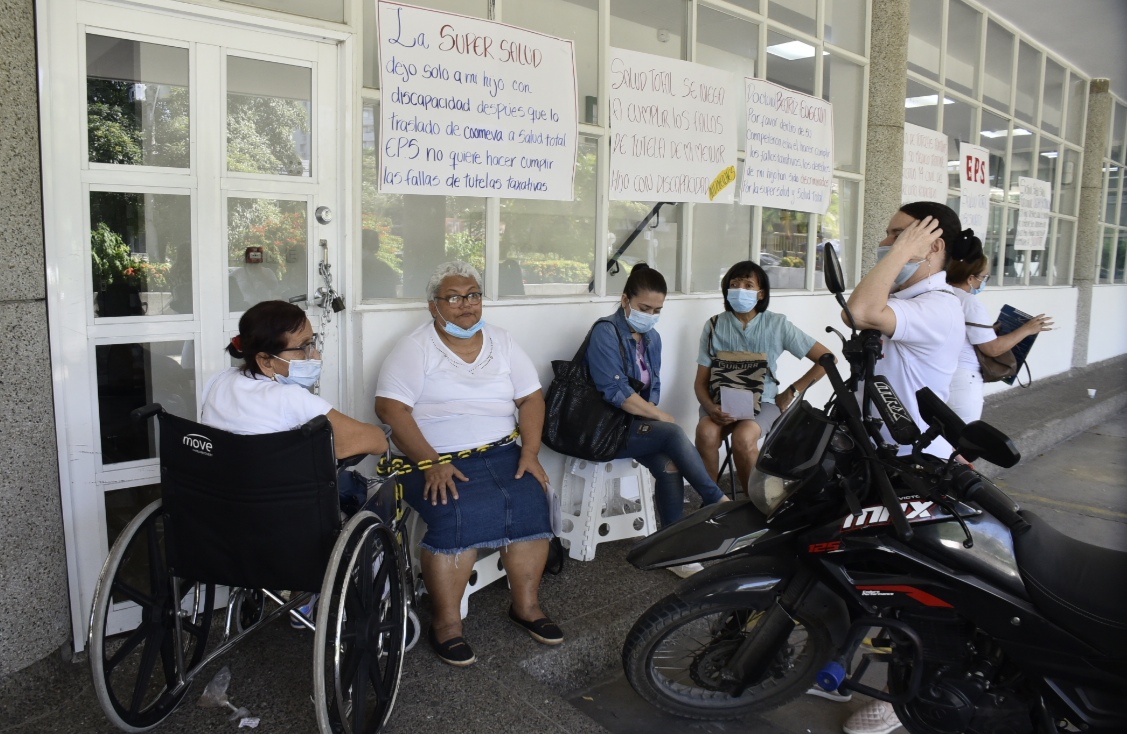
[911,513,1027,599]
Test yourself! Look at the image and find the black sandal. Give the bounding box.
[427,625,476,666]
[508,606,564,645]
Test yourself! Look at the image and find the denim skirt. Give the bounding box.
[401,442,553,555]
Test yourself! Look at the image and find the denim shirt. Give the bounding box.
[585,307,662,408]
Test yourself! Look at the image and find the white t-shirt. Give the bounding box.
[201,367,332,435]
[951,287,995,373]
[375,322,541,453]
[881,272,965,455]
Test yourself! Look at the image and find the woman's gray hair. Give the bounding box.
[426,260,483,301]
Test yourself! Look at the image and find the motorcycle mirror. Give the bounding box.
[959,421,1021,468]
[917,387,966,449]
[823,243,846,295]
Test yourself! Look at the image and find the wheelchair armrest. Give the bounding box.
[337,454,366,470]
[131,403,164,424]
[301,414,330,436]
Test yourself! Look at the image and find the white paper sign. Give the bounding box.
[740,79,834,214]
[1015,176,1052,250]
[377,1,578,199]
[958,142,990,236]
[901,122,949,204]
[608,48,739,203]
[719,386,758,421]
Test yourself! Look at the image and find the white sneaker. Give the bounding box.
[843,700,902,734]
[806,686,852,702]
[668,563,704,578]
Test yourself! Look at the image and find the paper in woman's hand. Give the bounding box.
[720,386,758,420]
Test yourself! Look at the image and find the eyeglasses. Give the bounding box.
[434,292,483,306]
[971,273,991,284]
[278,339,321,358]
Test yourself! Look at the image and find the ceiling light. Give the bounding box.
[766,41,818,60]
[904,95,955,108]
[1041,151,1059,158]
[981,128,1032,138]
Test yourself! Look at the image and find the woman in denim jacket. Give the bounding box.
[585,264,728,576]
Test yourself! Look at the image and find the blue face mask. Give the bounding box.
[970,283,985,295]
[877,246,925,288]
[273,356,322,389]
[435,306,486,339]
[625,306,660,333]
[726,288,761,314]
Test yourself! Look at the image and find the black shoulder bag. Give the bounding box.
[542,320,643,462]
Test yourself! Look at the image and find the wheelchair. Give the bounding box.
[87,404,420,733]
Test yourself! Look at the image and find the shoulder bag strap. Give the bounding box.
[574,319,631,373]
[707,315,719,359]
[965,321,996,330]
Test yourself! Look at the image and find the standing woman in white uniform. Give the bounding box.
[946,256,1054,422]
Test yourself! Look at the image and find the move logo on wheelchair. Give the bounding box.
[183,433,214,457]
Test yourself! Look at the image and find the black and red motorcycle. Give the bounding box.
[621,247,1127,734]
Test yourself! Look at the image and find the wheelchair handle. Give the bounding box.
[301,414,330,436]
[131,403,164,424]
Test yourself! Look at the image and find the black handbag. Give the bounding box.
[542,320,643,462]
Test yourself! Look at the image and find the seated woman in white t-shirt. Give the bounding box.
[375,261,559,669]
[201,300,388,513]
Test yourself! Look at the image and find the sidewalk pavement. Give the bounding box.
[2,356,1124,734]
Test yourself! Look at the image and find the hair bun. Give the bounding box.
[953,228,983,262]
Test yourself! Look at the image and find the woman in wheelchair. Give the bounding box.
[201,299,389,513]
[375,261,561,667]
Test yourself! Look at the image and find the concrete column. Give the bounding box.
[860,0,911,273]
[0,0,71,677]
[1072,79,1113,369]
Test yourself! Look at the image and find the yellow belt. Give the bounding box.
[375,429,520,477]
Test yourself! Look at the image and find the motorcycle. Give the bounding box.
[621,246,1127,733]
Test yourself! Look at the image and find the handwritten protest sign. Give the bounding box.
[1015,176,1051,250]
[901,123,948,204]
[608,48,739,203]
[376,1,578,199]
[740,79,833,215]
[959,142,990,236]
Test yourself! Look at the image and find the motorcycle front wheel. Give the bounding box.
[623,595,831,720]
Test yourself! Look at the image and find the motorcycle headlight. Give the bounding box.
[747,468,798,515]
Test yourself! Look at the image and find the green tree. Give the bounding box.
[226,95,310,176]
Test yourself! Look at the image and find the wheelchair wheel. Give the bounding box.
[232,588,266,634]
[314,511,407,734]
[89,499,215,732]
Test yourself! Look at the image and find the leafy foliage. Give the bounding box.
[226,95,310,176]
[87,80,189,167]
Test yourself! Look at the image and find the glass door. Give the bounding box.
[40,0,345,646]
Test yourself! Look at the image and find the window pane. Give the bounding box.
[761,207,809,289]
[1002,208,1026,283]
[97,340,196,465]
[86,35,189,168]
[818,179,858,290]
[224,0,343,22]
[980,110,1009,202]
[91,192,193,318]
[1014,41,1040,126]
[943,97,974,190]
[824,0,865,56]
[610,0,688,60]
[1064,73,1087,145]
[904,79,940,131]
[1117,230,1127,283]
[823,53,863,173]
[769,0,816,37]
[1112,102,1127,163]
[1041,57,1065,136]
[1029,218,1051,286]
[1007,131,1035,204]
[363,0,491,88]
[226,198,308,311]
[983,200,1005,275]
[907,0,941,81]
[104,483,163,604]
[1037,142,1059,212]
[724,0,762,13]
[227,57,311,177]
[1051,218,1074,285]
[944,0,979,97]
[359,101,487,300]
[765,29,815,96]
[697,7,757,147]
[504,0,600,119]
[1099,227,1114,283]
[608,202,683,294]
[1058,147,1081,217]
[1105,165,1121,225]
[691,170,751,293]
[499,137,597,297]
[983,20,1013,112]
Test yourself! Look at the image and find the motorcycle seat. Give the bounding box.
[1013,510,1127,655]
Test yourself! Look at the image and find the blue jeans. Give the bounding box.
[616,420,727,526]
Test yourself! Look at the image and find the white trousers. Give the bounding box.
[947,367,984,423]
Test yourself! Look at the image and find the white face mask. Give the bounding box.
[273,356,322,389]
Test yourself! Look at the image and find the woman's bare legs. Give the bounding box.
[421,548,477,643]
[500,538,549,621]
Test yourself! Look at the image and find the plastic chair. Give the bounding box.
[404,512,508,619]
[558,457,657,561]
